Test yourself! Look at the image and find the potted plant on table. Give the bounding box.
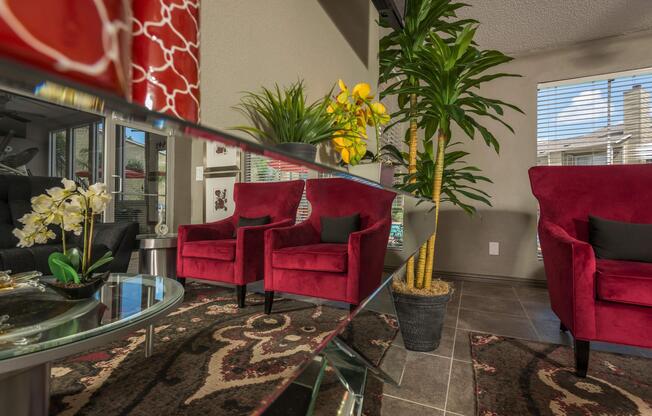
[327,80,392,185]
[12,179,114,300]
[232,80,342,162]
[379,0,522,351]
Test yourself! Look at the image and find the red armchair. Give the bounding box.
[264,178,396,313]
[177,180,304,307]
[529,165,652,376]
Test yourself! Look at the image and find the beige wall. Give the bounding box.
[191,0,380,224]
[436,30,652,282]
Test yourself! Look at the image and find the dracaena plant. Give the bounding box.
[12,179,114,285]
[232,80,341,145]
[381,6,522,294]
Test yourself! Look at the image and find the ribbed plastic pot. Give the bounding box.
[276,143,317,162]
[392,289,451,352]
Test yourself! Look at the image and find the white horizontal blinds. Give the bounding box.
[537,70,652,166]
[242,152,310,222]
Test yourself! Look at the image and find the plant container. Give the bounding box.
[392,289,451,351]
[348,162,395,187]
[276,143,317,162]
[43,271,110,301]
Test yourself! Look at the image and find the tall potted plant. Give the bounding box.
[232,80,342,162]
[380,1,522,351]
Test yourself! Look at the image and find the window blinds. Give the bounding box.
[242,152,310,222]
[537,69,652,166]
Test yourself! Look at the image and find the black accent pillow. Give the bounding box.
[234,215,271,237]
[589,215,652,263]
[320,213,360,244]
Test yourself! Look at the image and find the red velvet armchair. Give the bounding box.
[529,165,652,377]
[264,178,396,313]
[177,180,304,307]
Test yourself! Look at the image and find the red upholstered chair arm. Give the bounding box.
[346,220,389,304]
[539,220,597,339]
[234,218,294,284]
[265,221,320,250]
[177,218,234,278]
[264,221,319,290]
[179,218,235,242]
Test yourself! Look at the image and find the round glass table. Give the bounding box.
[0,274,184,416]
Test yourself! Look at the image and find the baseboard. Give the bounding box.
[382,265,547,288]
[433,270,548,288]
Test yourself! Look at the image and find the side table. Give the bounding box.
[137,234,178,280]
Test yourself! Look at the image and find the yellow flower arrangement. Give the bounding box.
[328,80,390,165]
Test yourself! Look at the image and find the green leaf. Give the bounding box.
[66,248,81,272]
[51,257,80,284]
[86,253,114,276]
[48,252,70,283]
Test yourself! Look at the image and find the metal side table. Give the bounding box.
[137,233,178,280]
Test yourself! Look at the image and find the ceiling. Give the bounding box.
[458,0,652,55]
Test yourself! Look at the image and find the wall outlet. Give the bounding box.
[489,241,500,256]
[195,166,204,181]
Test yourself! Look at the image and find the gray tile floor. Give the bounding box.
[370,280,652,416]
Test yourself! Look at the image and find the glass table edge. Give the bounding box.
[0,275,185,365]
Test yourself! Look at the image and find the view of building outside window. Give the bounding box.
[537,70,652,167]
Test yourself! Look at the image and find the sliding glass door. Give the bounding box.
[110,125,168,234]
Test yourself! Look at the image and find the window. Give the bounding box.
[536,68,652,258]
[243,152,310,222]
[49,122,104,183]
[537,68,652,167]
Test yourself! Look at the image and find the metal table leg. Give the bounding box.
[0,362,50,416]
[145,286,154,358]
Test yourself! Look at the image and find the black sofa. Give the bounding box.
[0,175,138,274]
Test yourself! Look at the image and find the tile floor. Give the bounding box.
[368,279,652,416]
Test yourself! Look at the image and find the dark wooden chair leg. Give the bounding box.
[236,285,246,308]
[349,304,358,313]
[560,322,568,332]
[264,291,274,314]
[574,339,590,378]
[177,277,186,287]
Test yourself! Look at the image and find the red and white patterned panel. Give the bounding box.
[0,0,131,97]
[132,0,200,122]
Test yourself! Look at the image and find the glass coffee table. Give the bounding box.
[0,274,184,416]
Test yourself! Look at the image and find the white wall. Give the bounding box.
[191,0,380,224]
[435,30,652,282]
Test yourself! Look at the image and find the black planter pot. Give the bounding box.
[392,289,451,352]
[276,143,317,162]
[42,271,110,301]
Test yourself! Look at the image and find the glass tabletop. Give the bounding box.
[256,265,401,415]
[0,274,184,363]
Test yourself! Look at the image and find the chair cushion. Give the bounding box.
[182,239,236,261]
[589,215,652,263]
[272,243,348,273]
[596,259,652,307]
[320,213,360,243]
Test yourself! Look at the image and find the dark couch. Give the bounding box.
[0,175,138,274]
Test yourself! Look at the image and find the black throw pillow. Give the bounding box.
[589,215,652,263]
[320,213,360,244]
[234,215,271,237]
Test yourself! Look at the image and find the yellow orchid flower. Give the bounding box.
[352,83,372,100]
[338,79,348,92]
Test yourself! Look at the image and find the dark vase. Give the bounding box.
[392,289,451,352]
[43,271,110,301]
[275,143,317,162]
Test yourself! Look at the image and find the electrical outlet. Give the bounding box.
[195,166,204,181]
[489,241,500,256]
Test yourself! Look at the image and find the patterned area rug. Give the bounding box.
[50,282,397,416]
[471,333,652,416]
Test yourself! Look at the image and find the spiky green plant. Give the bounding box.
[232,80,339,145]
